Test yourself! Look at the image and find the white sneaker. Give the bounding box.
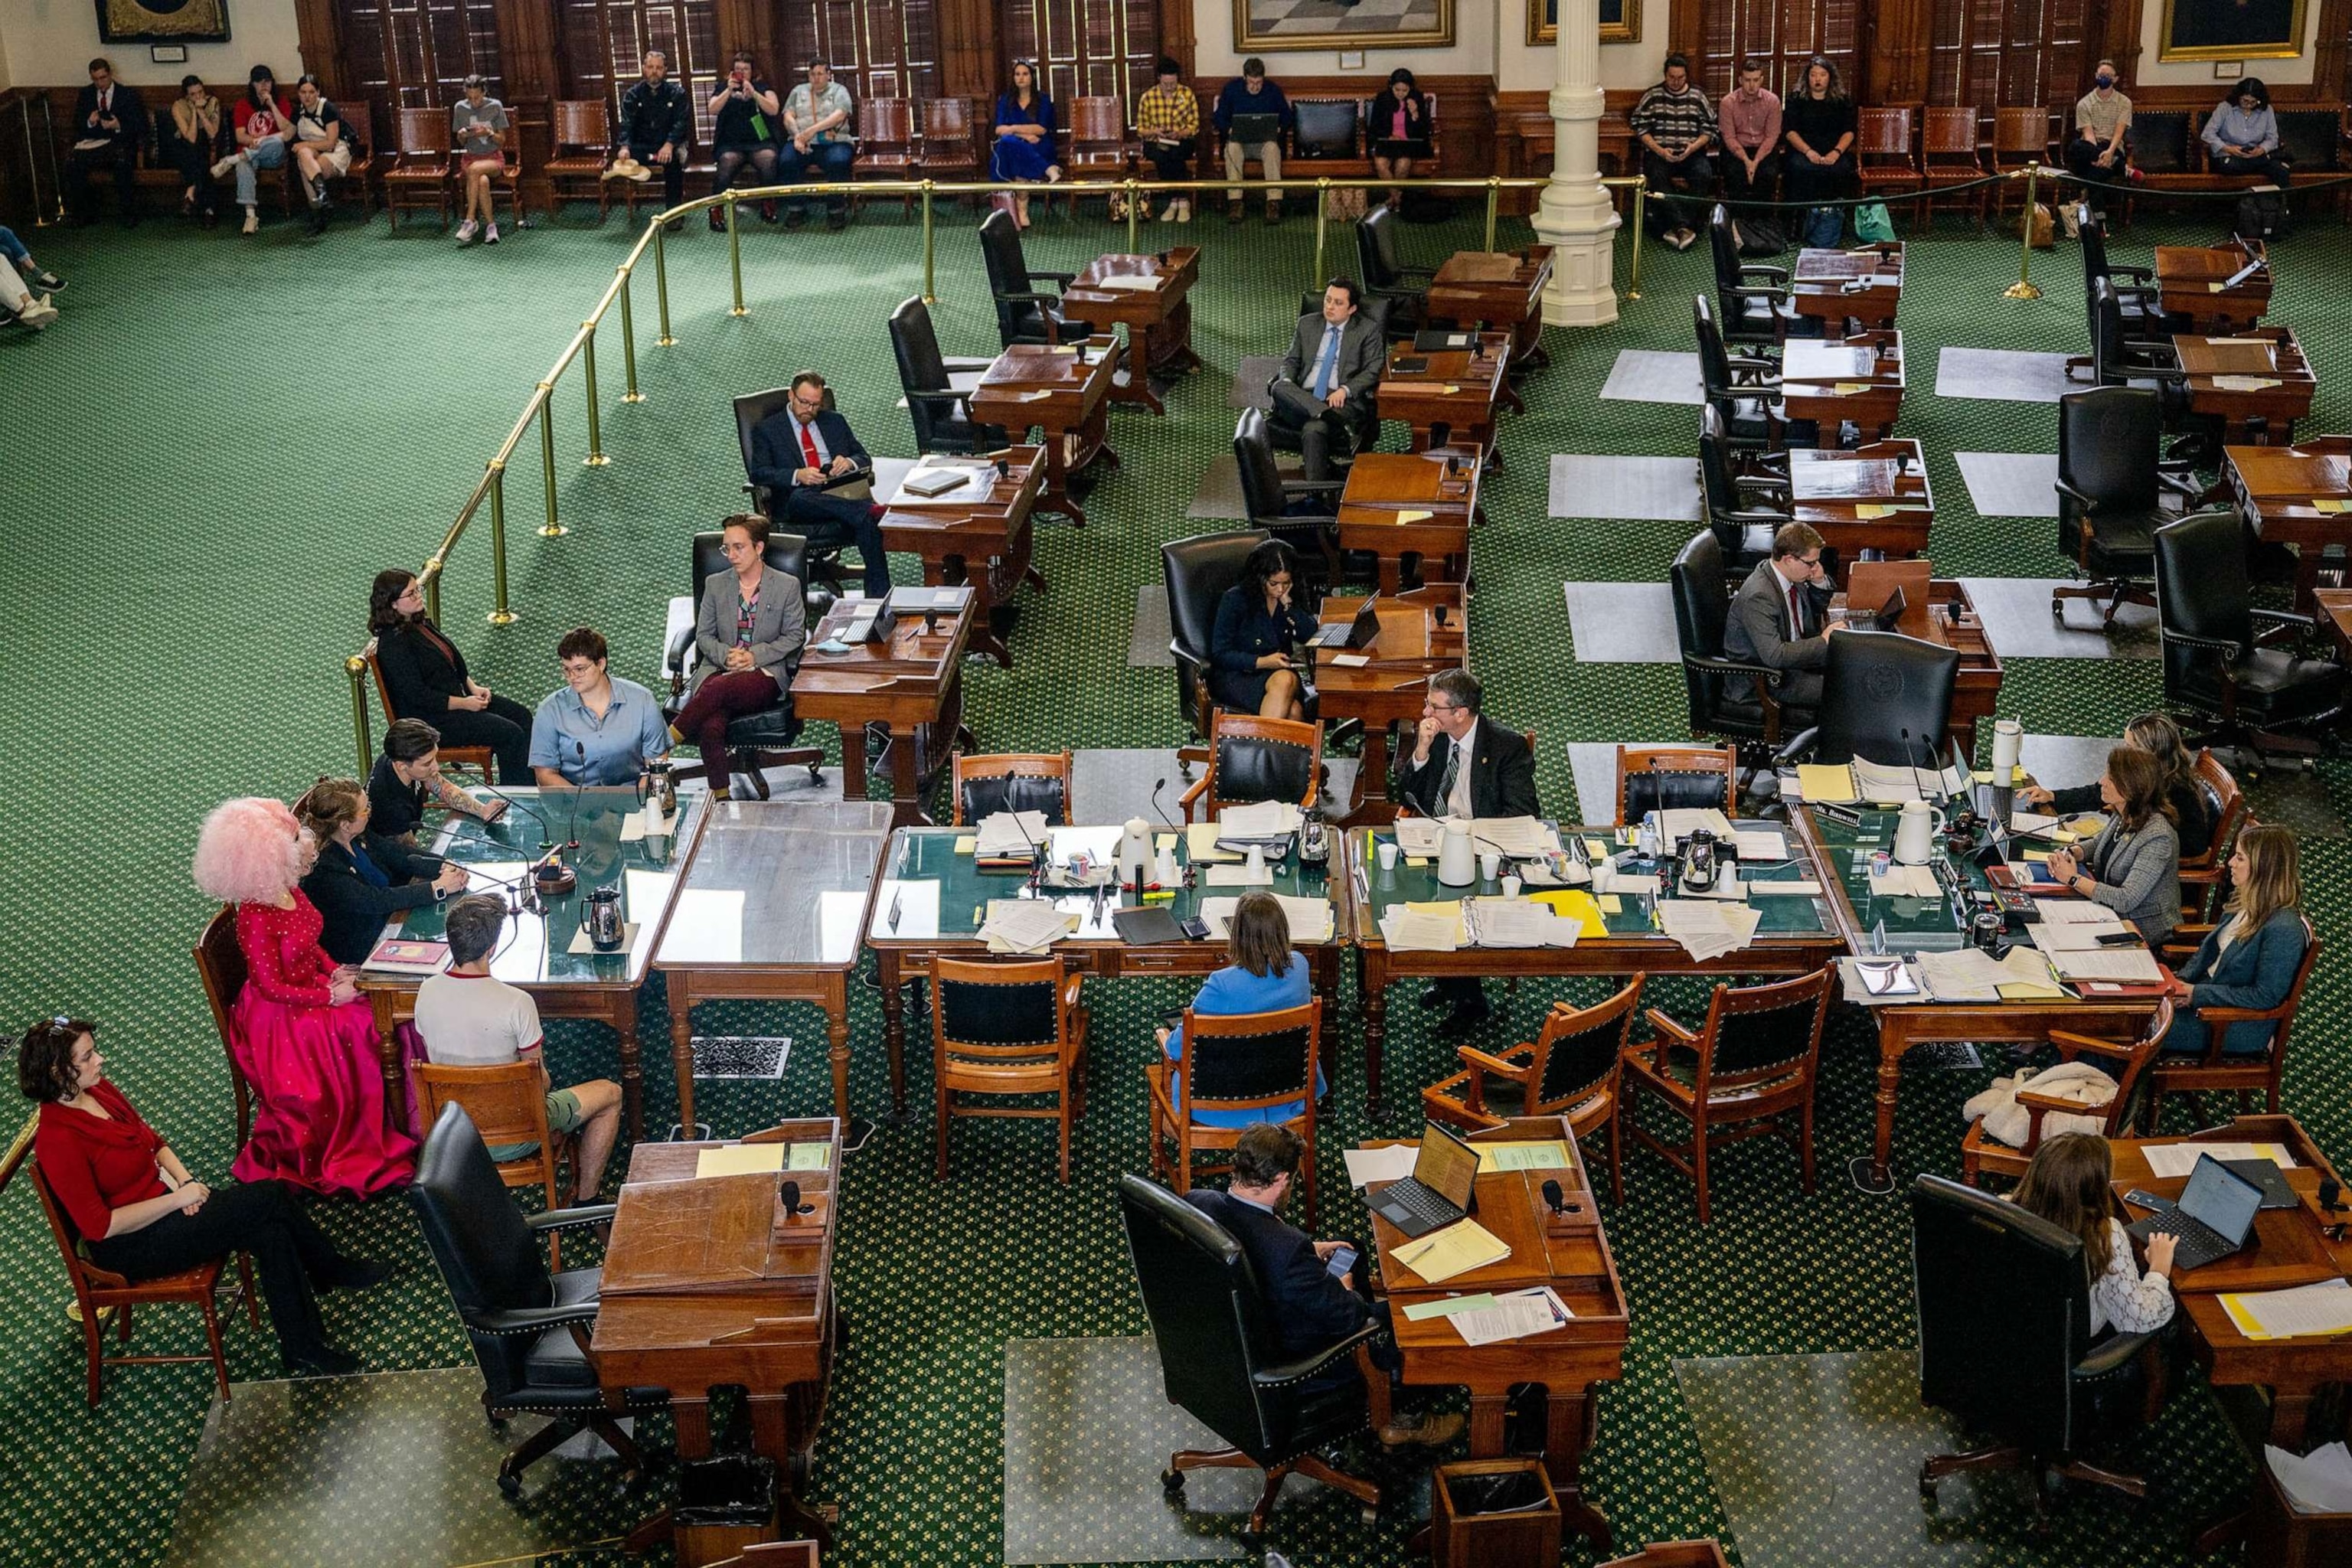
[1176,198,1191,223]
[210,155,238,179]
[456,219,479,244]
[241,207,258,235]
[484,222,500,245]
[18,299,58,328]
[1158,203,1174,222]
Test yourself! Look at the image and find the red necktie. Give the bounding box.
[798,419,821,470]
[1787,583,1805,639]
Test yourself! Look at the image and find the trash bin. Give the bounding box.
[2248,1453,2352,1568]
[674,1454,780,1568]
[1429,1457,1560,1568]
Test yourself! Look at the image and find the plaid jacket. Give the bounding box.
[1135,84,1198,141]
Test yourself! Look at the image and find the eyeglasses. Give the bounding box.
[1796,554,1823,568]
[1423,699,1464,713]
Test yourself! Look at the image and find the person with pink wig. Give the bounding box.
[192,797,416,1197]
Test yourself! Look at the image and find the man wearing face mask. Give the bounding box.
[2066,61,2134,195]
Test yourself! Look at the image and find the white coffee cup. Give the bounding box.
[1501,874,1523,897]
[1480,850,1503,881]
[1377,841,1400,871]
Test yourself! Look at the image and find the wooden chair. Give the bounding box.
[1623,967,1833,1223]
[1989,107,2053,220]
[1147,1000,1324,1224]
[382,106,455,229]
[412,1060,575,1269]
[324,98,379,217]
[917,97,984,201]
[932,958,1088,1181]
[1959,1001,2174,1187]
[1063,96,1135,216]
[31,1158,256,1406]
[192,906,257,1152]
[1614,743,1737,825]
[544,100,612,216]
[2178,751,2248,925]
[949,750,1074,826]
[1920,106,1984,224]
[362,640,496,780]
[1422,977,1645,1202]
[1178,711,1321,822]
[855,97,917,215]
[1854,106,1922,211]
[2148,917,2319,1125]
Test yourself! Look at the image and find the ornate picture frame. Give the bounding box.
[1236,0,1456,54]
[2157,0,2306,62]
[1530,0,1641,46]
[95,0,231,44]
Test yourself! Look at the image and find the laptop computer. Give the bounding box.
[1228,113,1282,148]
[2128,1153,2265,1272]
[1869,584,1908,632]
[1370,1122,1480,1238]
[1308,592,1381,649]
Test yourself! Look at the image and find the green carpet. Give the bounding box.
[0,192,2345,1568]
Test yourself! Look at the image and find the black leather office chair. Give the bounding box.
[1165,529,1272,743]
[733,388,850,595]
[2052,387,2203,629]
[1913,1174,2164,1517]
[1261,308,1382,472]
[1775,628,1959,768]
[1235,408,1344,586]
[1354,206,1432,337]
[1696,295,1801,452]
[1698,403,1788,574]
[2153,509,2346,766]
[889,296,1005,456]
[662,524,828,797]
[979,209,1088,348]
[1117,1174,1383,1550]
[1709,204,1802,347]
[1672,531,1788,749]
[2086,279,2220,465]
[409,1104,659,1498]
[1295,291,1393,338]
[2070,219,2174,365]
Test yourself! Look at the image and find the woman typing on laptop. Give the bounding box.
[2015,1132,2177,1337]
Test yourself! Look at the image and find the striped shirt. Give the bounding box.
[1135,83,1198,142]
[1632,83,1714,153]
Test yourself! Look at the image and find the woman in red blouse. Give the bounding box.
[23,1018,386,1375]
[192,796,416,1197]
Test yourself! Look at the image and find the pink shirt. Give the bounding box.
[1719,87,1782,155]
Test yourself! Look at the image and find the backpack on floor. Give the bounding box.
[2023,203,2055,248]
[1735,217,1786,256]
[2235,190,2287,241]
[1853,201,1897,244]
[1802,205,1844,248]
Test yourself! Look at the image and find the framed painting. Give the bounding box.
[2158,0,2307,61]
[95,0,231,44]
[1530,0,1641,46]
[1236,0,1455,54]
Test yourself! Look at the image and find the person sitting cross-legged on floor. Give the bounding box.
[666,514,806,799]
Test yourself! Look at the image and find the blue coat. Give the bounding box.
[1165,954,1323,1128]
[2161,907,2309,1057]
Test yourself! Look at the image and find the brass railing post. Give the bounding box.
[1125,176,1140,251]
[346,657,374,776]
[486,461,515,624]
[18,100,51,229]
[580,327,608,466]
[424,557,443,624]
[2007,166,2044,301]
[653,219,676,345]
[40,99,64,224]
[1312,178,1331,292]
[1625,179,1647,302]
[536,388,564,537]
[1483,175,1501,251]
[920,181,938,304]
[727,194,747,317]
[618,266,642,402]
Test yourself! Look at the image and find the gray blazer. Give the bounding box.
[2079,813,2180,948]
[1279,309,1384,404]
[691,565,805,696]
[1723,559,1831,708]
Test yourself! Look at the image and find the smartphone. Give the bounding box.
[2095,930,2145,947]
[1325,1246,1357,1280]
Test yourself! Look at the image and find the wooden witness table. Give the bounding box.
[963,339,1121,525]
[2224,439,2352,612]
[652,800,893,1140]
[358,787,707,1141]
[1825,575,2002,758]
[877,447,1047,668]
[1423,247,1555,369]
[1790,243,1903,332]
[1310,583,1465,825]
[2176,328,2314,446]
[1779,332,1905,444]
[791,595,974,828]
[1367,1116,1627,1550]
[1785,439,1935,564]
[1337,451,1481,593]
[1376,332,1514,466]
[592,1122,843,1548]
[2155,240,2271,334]
[1059,247,1201,413]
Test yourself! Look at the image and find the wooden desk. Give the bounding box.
[1060,247,1202,414]
[1825,577,2002,758]
[1779,332,1905,445]
[592,1123,842,1545]
[1311,584,1465,825]
[964,341,1121,526]
[2155,242,2270,333]
[2177,328,2314,446]
[361,789,707,1140]
[1789,806,2156,1183]
[1338,451,1481,593]
[878,448,1047,668]
[1377,332,1514,466]
[2224,439,2352,612]
[2113,1117,2352,1447]
[791,596,973,828]
[652,800,893,1138]
[1341,825,1844,1114]
[2314,586,2352,662]
[1785,440,1935,563]
[1790,244,1903,332]
[1369,1116,1627,1549]
[1424,247,1555,370]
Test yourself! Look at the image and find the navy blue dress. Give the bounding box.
[1209,584,1318,711]
[991,93,1057,182]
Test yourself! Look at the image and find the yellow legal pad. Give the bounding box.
[2313,498,2352,514]
[1392,1219,1512,1285]
[695,1145,786,1178]
[1797,763,1859,804]
[1184,822,1242,863]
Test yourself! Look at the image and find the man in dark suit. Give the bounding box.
[68,58,149,227]
[746,371,893,597]
[1184,1125,1462,1449]
[1394,668,1539,1031]
[1270,277,1384,479]
[1723,521,1835,714]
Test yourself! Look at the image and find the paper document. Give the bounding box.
[694,1144,786,1178]
[1197,893,1332,943]
[975,810,1050,859]
[1475,1140,1573,1172]
[2045,945,2162,984]
[2010,811,2061,836]
[1853,758,1931,802]
[2223,1279,2352,1342]
[1343,1145,1419,1187]
[1402,1293,1496,1321]
[1592,864,1660,897]
[1795,763,1859,804]
[1655,900,1762,962]
[1656,808,1736,844]
[1526,889,1609,936]
[2027,902,2126,949]
[1462,816,1557,858]
[1379,906,1462,952]
[2143,1141,2298,1179]
[1093,273,1161,291]
[1867,864,1940,898]
[1917,946,2060,1002]
[1450,1287,1573,1346]
[1467,897,1579,948]
[1392,1218,1512,1284]
[1734,828,1789,861]
[1219,799,1304,840]
[2266,1442,2352,1514]
[1750,880,1823,897]
[1184,822,1242,863]
[1393,818,1447,857]
[978,899,1078,954]
[1203,863,1274,887]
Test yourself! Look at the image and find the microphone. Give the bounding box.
[778,1178,807,1220]
[1899,727,1938,803]
[1540,1178,1566,1215]
[1007,805,1048,896]
[566,741,586,850]
[478,786,554,851]
[1149,779,1195,888]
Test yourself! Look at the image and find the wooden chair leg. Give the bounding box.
[81,1306,104,1406]
[201,1295,233,1402]
[1248,1462,1293,1539]
[1693,1116,1712,1225]
[935,1083,952,1180]
[1607,1110,1625,1205]
[117,1302,135,1345]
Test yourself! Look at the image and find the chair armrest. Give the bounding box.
[2073,1328,2157,1380]
[1643,1008,1698,1046]
[2195,1003,2285,1024]
[1279,477,1349,498]
[994,288,1066,307]
[1684,653,1784,688]
[1253,1321,1386,1387]
[1177,775,1210,817]
[1032,270,1077,289]
[528,1203,619,1233]
[2053,478,2097,512]
[1772,725,1823,766]
[1739,263,1791,285]
[466,1301,603,1338]
[2159,627,2246,660]
[1722,507,1797,528]
[2250,607,2316,635]
[1725,351,1781,372]
[2047,1028,2142,1062]
[1061,971,1085,1013]
[1457,1045,1530,1076]
[2155,469,2206,501]
[2017,1085,2113,1116]
[903,387,970,408]
[1733,475,1792,504]
[665,622,697,686]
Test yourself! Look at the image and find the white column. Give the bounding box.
[1530,0,1619,327]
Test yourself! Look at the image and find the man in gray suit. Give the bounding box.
[1271,277,1383,478]
[1724,521,1837,713]
[667,514,807,799]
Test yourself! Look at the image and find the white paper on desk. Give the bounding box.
[1093,273,1163,291]
[978,899,1077,953]
[1220,799,1304,838]
[1852,758,1930,802]
[2237,1279,2352,1341]
[2011,811,2063,836]
[2029,902,2128,949]
[1183,822,1243,863]
[1734,828,1789,861]
[2047,945,2161,983]
[975,810,1050,858]
[1452,1287,1572,1347]
[1916,946,2056,1002]
[2268,1442,2352,1514]
[1467,816,1559,859]
[1393,818,1447,858]
[1867,864,1940,898]
[1344,1145,1419,1187]
[1657,808,1736,844]
[1199,892,1331,941]
[1379,907,1461,952]
[1328,652,1370,667]
[2144,1141,2299,1178]
[1468,898,1577,949]
[1593,865,1660,897]
[1656,900,1759,962]
[1749,880,1823,896]
[1203,862,1274,887]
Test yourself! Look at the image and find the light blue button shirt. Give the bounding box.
[1310,323,1342,399]
[528,676,671,784]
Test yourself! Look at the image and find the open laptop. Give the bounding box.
[1308,592,1381,649]
[1370,1122,1479,1238]
[1228,113,1281,149]
[1868,584,1908,632]
[2127,1153,2264,1272]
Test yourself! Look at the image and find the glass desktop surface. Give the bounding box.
[1353,823,1831,936]
[404,787,704,985]
[1804,808,1984,951]
[871,827,1338,941]
[656,799,894,969]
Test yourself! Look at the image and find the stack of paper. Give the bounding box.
[2223,1279,2352,1342]
[1199,893,1333,943]
[1657,808,1736,844]
[1184,822,1243,863]
[1344,1145,1419,1187]
[1379,906,1462,952]
[1916,946,2064,1002]
[1793,763,1859,804]
[1467,897,1579,948]
[1093,273,1162,291]
[1475,1140,1573,1171]
[1392,818,1447,858]
[1468,817,1560,858]
[1202,862,1275,887]
[1853,758,1932,801]
[1655,900,1762,962]
[1734,827,1790,861]
[978,899,1079,954]
[1449,1287,1573,1346]
[975,811,1049,860]
[1392,1218,1511,1284]
[2045,945,2162,984]
[1591,863,1660,897]
[2030,902,2125,945]
[1867,862,1941,898]
[2144,1141,2298,1178]
[1218,800,1303,844]
[2267,1442,2352,1514]
[2027,903,2162,982]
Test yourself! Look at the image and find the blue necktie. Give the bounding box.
[1311,324,1341,400]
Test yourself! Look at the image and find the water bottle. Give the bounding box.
[1637,811,1661,863]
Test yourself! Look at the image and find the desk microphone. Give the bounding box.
[1899,727,1939,803]
[1009,805,1049,897]
[566,742,587,850]
[479,786,554,851]
[778,1178,810,1219]
[1541,1178,1566,1215]
[1150,780,1195,887]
